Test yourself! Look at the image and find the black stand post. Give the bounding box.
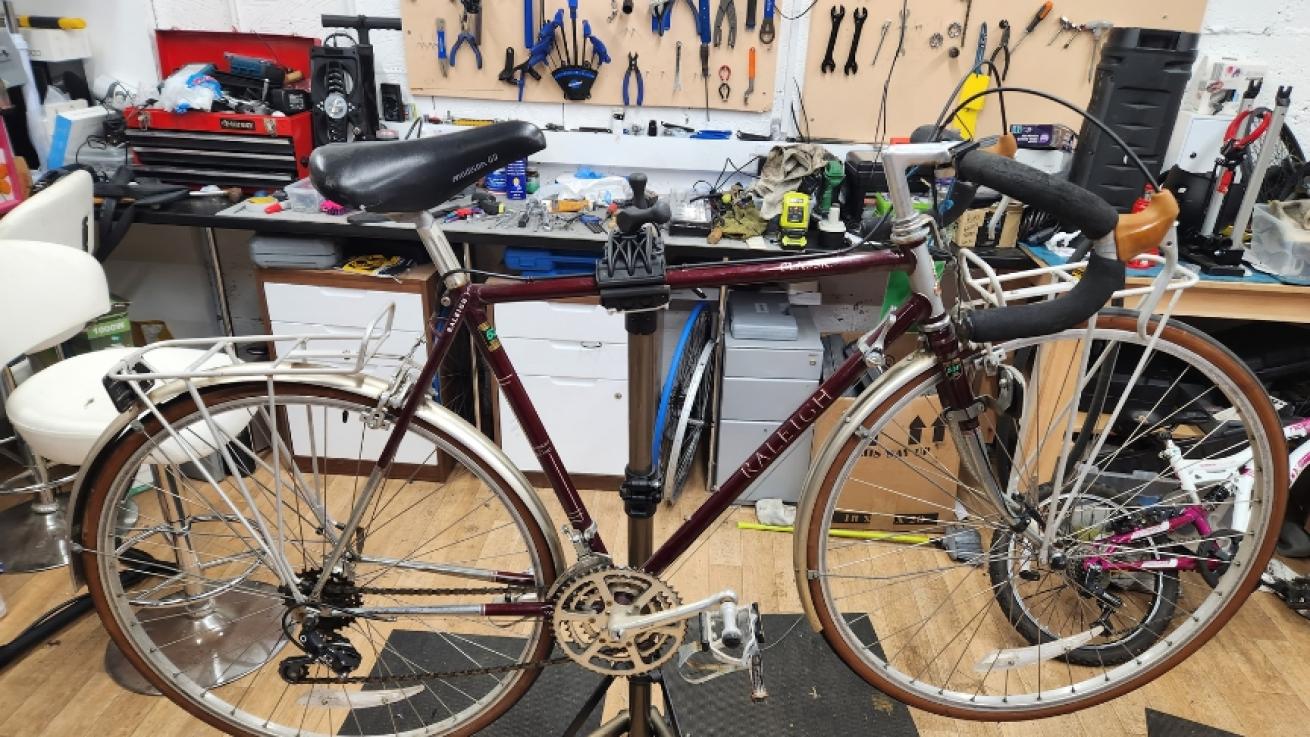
[570,180,677,737]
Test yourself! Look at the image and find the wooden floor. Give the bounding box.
[2,479,1309,737]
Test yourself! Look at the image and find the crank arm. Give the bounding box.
[609,588,737,639]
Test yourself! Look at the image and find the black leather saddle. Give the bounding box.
[308,121,547,213]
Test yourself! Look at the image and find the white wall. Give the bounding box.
[1197,1,1310,132]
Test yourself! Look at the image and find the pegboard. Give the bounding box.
[401,0,779,113]
[797,0,1207,142]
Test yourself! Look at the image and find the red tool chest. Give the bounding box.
[125,30,317,189]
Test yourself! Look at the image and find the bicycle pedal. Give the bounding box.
[675,603,767,699]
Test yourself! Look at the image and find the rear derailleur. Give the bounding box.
[278,569,365,682]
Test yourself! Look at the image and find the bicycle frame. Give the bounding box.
[316,248,935,616]
[302,142,984,613]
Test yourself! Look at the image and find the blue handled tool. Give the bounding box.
[623,53,644,106]
[450,12,482,68]
[552,9,570,66]
[518,28,555,100]
[568,0,579,65]
[760,0,775,44]
[523,0,534,48]
[582,20,611,67]
[697,0,711,44]
[436,19,449,78]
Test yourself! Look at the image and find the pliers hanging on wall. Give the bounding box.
[713,0,737,48]
[623,53,644,106]
[652,0,699,36]
[450,11,483,69]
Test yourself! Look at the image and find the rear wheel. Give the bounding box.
[805,312,1286,720]
[80,382,559,737]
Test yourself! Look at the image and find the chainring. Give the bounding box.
[552,567,684,676]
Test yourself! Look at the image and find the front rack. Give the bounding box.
[957,249,1200,312]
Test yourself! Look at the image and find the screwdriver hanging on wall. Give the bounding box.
[698,0,711,119]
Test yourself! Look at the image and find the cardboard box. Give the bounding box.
[812,395,959,531]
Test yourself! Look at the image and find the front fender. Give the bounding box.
[67,371,565,591]
[790,351,939,632]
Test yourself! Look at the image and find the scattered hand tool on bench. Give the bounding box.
[844,6,868,75]
[743,46,756,104]
[714,0,737,48]
[820,5,846,74]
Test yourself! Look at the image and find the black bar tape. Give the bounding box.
[955,150,1119,239]
[961,254,1125,344]
[616,201,672,234]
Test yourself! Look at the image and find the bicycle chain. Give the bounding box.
[287,582,564,686]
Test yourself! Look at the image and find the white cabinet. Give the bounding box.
[494,299,629,478]
[258,265,455,480]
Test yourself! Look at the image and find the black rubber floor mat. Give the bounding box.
[1146,708,1243,737]
[661,614,919,737]
[339,630,604,736]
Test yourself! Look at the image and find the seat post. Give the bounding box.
[410,211,469,290]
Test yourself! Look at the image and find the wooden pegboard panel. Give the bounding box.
[401,0,779,113]
[796,0,1206,141]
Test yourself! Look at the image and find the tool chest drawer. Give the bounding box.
[493,300,628,343]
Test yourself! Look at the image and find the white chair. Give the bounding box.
[0,171,282,692]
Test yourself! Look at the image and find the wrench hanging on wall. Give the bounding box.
[844,7,868,75]
[820,5,845,74]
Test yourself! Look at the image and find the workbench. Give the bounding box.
[1022,243,1310,324]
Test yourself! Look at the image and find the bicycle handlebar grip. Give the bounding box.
[955,149,1119,239]
[616,200,672,235]
[961,253,1125,344]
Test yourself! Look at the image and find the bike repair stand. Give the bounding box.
[566,178,682,737]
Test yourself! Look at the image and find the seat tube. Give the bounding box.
[412,211,470,290]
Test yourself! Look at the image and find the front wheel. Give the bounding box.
[804,311,1286,720]
[79,381,559,737]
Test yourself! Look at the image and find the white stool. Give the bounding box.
[1,172,284,691]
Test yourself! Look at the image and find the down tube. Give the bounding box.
[644,294,933,576]
[463,298,608,556]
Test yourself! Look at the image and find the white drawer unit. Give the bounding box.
[498,336,627,381]
[498,375,629,476]
[494,298,632,479]
[262,281,427,332]
[258,265,457,480]
[494,300,629,343]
